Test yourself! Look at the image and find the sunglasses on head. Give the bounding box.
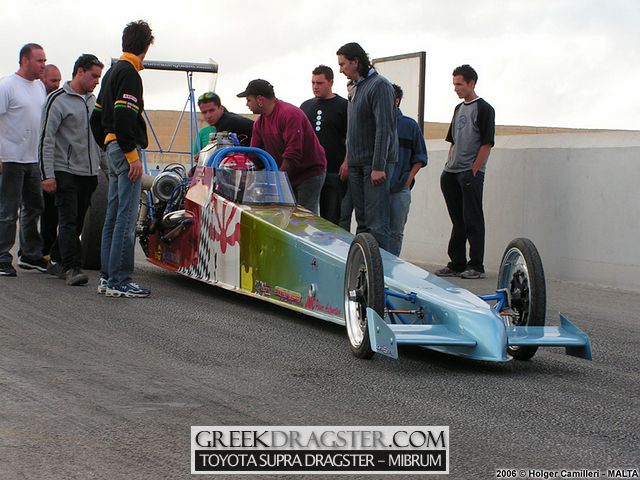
[198,92,216,103]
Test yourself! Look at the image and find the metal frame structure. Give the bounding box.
[109,58,218,171]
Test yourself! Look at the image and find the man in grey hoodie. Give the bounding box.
[38,54,105,286]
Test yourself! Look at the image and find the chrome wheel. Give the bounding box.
[344,233,384,359]
[497,238,546,360]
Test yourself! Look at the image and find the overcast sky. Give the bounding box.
[1,0,638,131]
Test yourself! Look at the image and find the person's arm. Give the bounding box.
[90,101,105,150]
[404,162,423,189]
[472,100,495,175]
[405,121,428,188]
[249,119,263,149]
[240,117,254,145]
[369,82,396,185]
[279,112,307,175]
[339,154,349,181]
[472,144,492,175]
[112,72,145,181]
[0,82,9,173]
[38,97,63,193]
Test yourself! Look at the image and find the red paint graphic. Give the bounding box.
[304,296,341,316]
[210,196,240,254]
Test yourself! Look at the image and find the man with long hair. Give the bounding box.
[336,42,397,250]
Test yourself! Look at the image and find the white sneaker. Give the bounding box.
[97,277,108,294]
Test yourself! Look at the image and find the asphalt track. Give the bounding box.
[1,249,638,479]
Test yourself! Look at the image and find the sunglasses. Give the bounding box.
[198,92,217,103]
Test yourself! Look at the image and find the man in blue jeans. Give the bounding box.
[336,42,397,250]
[90,20,154,297]
[388,84,428,257]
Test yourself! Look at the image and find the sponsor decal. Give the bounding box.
[310,258,318,270]
[273,286,302,306]
[254,280,271,297]
[304,296,341,316]
[377,345,393,356]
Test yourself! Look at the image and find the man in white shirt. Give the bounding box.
[0,43,48,277]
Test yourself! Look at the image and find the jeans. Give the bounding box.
[294,172,325,215]
[49,171,98,270]
[101,143,142,286]
[319,173,347,225]
[388,187,412,256]
[348,163,394,251]
[440,170,485,272]
[0,162,43,262]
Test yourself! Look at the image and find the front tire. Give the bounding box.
[344,233,385,359]
[497,238,546,360]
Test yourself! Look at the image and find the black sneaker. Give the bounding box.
[47,260,65,279]
[106,281,151,298]
[0,262,17,277]
[17,256,47,273]
[65,268,89,286]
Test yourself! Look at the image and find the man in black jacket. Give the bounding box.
[194,92,254,151]
[90,20,154,298]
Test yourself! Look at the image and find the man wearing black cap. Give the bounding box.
[238,79,326,214]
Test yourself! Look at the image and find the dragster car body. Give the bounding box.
[140,143,592,364]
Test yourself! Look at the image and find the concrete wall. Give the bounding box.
[403,131,640,291]
[143,110,640,290]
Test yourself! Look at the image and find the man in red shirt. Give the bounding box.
[238,79,326,214]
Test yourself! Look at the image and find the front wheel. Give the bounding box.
[497,238,546,360]
[344,233,385,359]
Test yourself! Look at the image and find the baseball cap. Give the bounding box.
[237,79,275,98]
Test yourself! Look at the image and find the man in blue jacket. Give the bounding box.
[388,84,427,257]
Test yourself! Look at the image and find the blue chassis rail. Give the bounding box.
[378,289,592,362]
